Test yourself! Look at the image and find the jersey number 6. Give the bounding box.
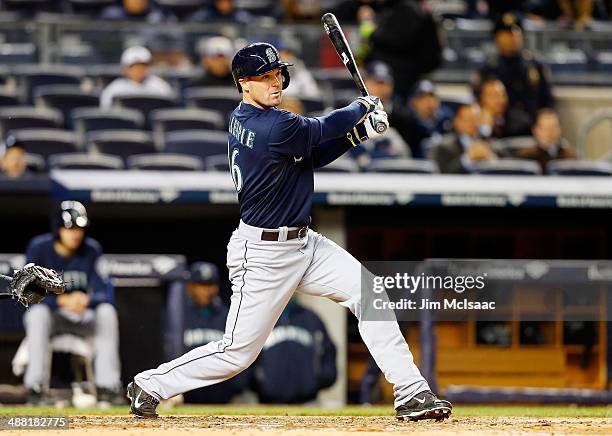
[231,148,243,193]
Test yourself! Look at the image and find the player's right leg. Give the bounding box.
[129,221,310,417]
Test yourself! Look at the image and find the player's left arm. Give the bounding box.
[312,110,389,168]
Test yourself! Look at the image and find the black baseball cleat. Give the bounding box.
[395,391,452,422]
[126,381,159,418]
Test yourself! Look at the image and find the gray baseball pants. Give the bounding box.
[23,303,121,389]
[136,221,429,408]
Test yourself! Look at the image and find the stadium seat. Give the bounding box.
[0,90,21,107]
[66,0,115,14]
[0,43,37,64]
[87,130,155,159]
[25,153,46,173]
[0,107,63,137]
[472,159,542,175]
[114,94,178,128]
[34,85,99,127]
[367,158,439,174]
[315,158,359,173]
[87,64,121,88]
[204,154,229,172]
[547,160,612,176]
[11,129,79,158]
[127,153,204,171]
[184,87,239,124]
[152,108,225,133]
[14,65,84,104]
[72,107,145,134]
[154,0,206,18]
[164,129,228,161]
[48,153,125,170]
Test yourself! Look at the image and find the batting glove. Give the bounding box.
[347,110,389,147]
[357,96,384,114]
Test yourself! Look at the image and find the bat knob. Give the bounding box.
[375,122,388,134]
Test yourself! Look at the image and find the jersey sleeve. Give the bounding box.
[268,110,322,158]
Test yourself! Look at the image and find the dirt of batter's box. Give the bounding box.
[6,415,612,435]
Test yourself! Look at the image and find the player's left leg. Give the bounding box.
[296,230,451,421]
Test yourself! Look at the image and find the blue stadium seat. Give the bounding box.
[127,153,204,171]
[48,153,125,170]
[25,153,46,173]
[0,43,36,64]
[87,130,155,159]
[34,85,99,127]
[12,129,79,158]
[14,65,84,104]
[367,158,439,174]
[0,90,21,107]
[473,159,542,175]
[547,160,612,176]
[312,69,356,92]
[204,154,229,172]
[315,158,358,173]
[164,129,228,161]
[184,87,239,125]
[66,0,115,14]
[72,107,145,134]
[300,96,326,115]
[152,108,225,133]
[114,94,178,129]
[0,106,63,137]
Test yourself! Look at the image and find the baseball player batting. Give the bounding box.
[127,42,452,422]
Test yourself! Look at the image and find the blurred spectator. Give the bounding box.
[330,0,385,23]
[467,0,528,20]
[277,39,321,99]
[474,13,554,121]
[365,0,443,103]
[23,201,121,406]
[478,78,531,138]
[393,80,453,158]
[352,61,411,167]
[100,46,174,111]
[429,103,496,174]
[99,0,168,22]
[146,28,192,71]
[515,109,576,172]
[281,0,321,21]
[278,96,306,115]
[187,0,252,24]
[178,262,249,403]
[0,135,29,179]
[189,36,235,88]
[252,298,336,404]
[558,0,594,29]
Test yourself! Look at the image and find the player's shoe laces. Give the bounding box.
[395,391,452,422]
[127,381,159,418]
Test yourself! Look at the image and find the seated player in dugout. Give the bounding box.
[128,42,451,422]
[22,201,122,406]
[251,297,337,404]
[177,262,251,403]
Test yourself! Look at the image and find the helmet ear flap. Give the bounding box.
[281,67,290,90]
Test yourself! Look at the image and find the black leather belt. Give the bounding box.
[261,226,308,241]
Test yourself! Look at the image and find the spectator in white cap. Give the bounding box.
[188,36,235,88]
[99,46,174,111]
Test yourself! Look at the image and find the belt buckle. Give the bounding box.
[298,227,308,239]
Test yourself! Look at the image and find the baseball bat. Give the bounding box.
[321,12,387,134]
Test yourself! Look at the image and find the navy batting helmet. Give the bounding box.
[56,200,89,231]
[231,43,292,93]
